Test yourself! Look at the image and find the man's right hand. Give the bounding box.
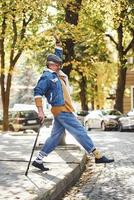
[37,107,45,124]
[54,34,62,47]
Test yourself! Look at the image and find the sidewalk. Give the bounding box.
[0,132,87,200]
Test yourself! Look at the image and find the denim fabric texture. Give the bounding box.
[41,112,95,155]
[54,47,63,60]
[34,71,65,106]
[35,46,95,158]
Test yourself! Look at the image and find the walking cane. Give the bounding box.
[25,123,42,176]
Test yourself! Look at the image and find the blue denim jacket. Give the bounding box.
[34,70,65,106]
[34,47,65,106]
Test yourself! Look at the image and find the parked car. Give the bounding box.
[8,109,40,132]
[76,110,90,125]
[0,108,54,132]
[84,109,123,131]
[118,109,134,131]
[101,110,123,131]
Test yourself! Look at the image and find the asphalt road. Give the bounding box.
[61,129,134,200]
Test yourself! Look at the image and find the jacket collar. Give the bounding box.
[45,68,67,78]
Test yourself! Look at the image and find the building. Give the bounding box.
[123,69,134,113]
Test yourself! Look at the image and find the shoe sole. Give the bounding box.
[95,160,114,164]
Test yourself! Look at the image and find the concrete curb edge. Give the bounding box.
[36,153,87,200]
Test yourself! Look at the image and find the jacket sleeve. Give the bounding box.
[54,46,63,60]
[34,75,49,107]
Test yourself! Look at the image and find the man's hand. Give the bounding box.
[54,33,60,42]
[37,107,45,124]
[54,34,62,47]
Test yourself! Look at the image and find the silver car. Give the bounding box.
[118,109,134,131]
[84,109,122,131]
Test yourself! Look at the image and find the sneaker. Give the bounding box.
[32,161,49,171]
[95,156,114,164]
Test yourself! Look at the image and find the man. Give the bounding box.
[32,38,114,171]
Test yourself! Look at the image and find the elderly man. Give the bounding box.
[32,39,114,171]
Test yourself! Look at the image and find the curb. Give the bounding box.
[0,134,87,200]
[34,152,87,200]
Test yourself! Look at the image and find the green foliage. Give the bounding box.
[0,0,55,130]
[1,0,133,114]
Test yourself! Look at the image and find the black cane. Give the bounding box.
[25,123,42,176]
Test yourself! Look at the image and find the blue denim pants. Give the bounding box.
[40,112,95,156]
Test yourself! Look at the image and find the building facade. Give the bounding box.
[123,69,134,113]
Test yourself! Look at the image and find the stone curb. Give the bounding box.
[0,133,87,200]
[35,153,87,200]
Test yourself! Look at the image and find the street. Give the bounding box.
[61,129,134,200]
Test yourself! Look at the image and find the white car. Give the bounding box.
[84,109,122,131]
[118,109,134,131]
[76,110,90,125]
[84,110,104,130]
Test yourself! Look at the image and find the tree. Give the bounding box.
[105,0,134,112]
[66,0,115,110]
[55,0,83,77]
[71,0,134,111]
[0,0,49,131]
[46,0,117,110]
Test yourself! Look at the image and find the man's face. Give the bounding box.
[48,63,61,72]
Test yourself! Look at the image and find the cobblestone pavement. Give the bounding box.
[61,130,134,200]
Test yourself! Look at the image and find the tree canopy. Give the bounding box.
[0,0,134,131]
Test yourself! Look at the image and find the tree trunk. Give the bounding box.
[0,13,8,131]
[2,65,13,131]
[59,1,82,144]
[114,24,127,113]
[63,0,82,77]
[63,38,74,77]
[0,9,32,131]
[114,66,127,113]
[58,132,66,145]
[2,96,9,131]
[79,76,88,110]
[91,98,94,110]
[106,9,134,113]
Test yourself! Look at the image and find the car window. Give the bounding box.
[102,109,122,116]
[9,110,38,119]
[77,111,89,116]
[101,110,109,115]
[20,111,38,118]
[108,110,122,116]
[88,110,103,117]
[9,111,19,118]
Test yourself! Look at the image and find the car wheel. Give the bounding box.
[101,121,107,131]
